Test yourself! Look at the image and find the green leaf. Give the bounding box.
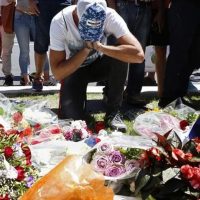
[190,156,200,162]
[182,140,198,155]
[166,130,182,149]
[162,168,180,183]
[155,178,186,197]
[134,169,151,195]
[0,107,4,115]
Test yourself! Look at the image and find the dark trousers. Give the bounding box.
[34,0,68,54]
[116,0,152,97]
[59,56,128,120]
[162,0,200,99]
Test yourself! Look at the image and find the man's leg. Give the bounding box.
[33,1,68,91]
[59,67,89,120]
[116,1,152,105]
[125,4,152,105]
[1,28,14,86]
[88,56,128,132]
[14,13,32,85]
[159,0,199,107]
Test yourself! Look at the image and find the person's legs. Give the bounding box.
[159,0,200,107]
[1,28,14,86]
[116,1,152,105]
[155,46,167,97]
[33,1,69,91]
[14,12,32,85]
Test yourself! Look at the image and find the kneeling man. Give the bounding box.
[50,0,144,132]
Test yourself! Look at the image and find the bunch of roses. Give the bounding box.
[0,129,39,200]
[90,143,141,178]
[63,120,92,142]
[181,165,200,190]
[135,131,200,200]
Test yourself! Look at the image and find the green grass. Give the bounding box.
[4,92,200,135]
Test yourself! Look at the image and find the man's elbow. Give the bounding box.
[136,50,145,63]
[129,50,144,64]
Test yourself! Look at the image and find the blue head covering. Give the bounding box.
[77,0,107,42]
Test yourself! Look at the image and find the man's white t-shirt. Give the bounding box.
[50,5,130,67]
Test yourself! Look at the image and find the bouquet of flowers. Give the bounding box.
[89,142,143,179]
[134,130,200,200]
[0,128,39,200]
[62,120,92,142]
[84,141,145,193]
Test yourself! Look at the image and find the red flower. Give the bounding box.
[172,149,192,161]
[86,128,93,135]
[21,127,32,137]
[34,123,41,131]
[21,144,32,165]
[6,129,20,135]
[181,165,200,190]
[50,126,61,134]
[180,120,189,130]
[4,146,14,158]
[15,166,25,181]
[95,137,101,143]
[0,194,10,200]
[95,121,105,133]
[196,143,200,153]
[12,111,23,123]
[172,149,185,160]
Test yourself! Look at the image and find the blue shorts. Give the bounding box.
[34,0,70,54]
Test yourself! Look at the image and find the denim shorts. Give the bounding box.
[34,0,70,54]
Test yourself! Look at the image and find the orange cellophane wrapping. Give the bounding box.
[20,155,114,200]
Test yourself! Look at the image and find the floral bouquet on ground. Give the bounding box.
[134,130,200,200]
[84,141,145,193]
[0,128,39,200]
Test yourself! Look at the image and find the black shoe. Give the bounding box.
[126,95,146,107]
[158,97,177,108]
[3,75,13,86]
[123,90,146,107]
[105,112,127,133]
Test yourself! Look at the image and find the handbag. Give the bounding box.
[1,2,15,33]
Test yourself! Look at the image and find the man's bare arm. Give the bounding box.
[50,47,91,81]
[93,33,144,63]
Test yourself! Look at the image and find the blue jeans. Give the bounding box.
[116,0,152,96]
[14,12,49,76]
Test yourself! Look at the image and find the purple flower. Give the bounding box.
[91,155,109,172]
[25,176,35,188]
[109,151,125,164]
[63,131,73,140]
[125,160,140,172]
[97,143,113,154]
[104,165,126,177]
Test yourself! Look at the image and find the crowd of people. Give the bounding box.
[0,0,199,132]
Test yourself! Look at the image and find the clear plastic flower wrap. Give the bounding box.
[20,155,114,200]
[23,101,58,126]
[133,111,183,139]
[30,140,91,176]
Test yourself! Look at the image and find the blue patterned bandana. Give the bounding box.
[78,2,106,42]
